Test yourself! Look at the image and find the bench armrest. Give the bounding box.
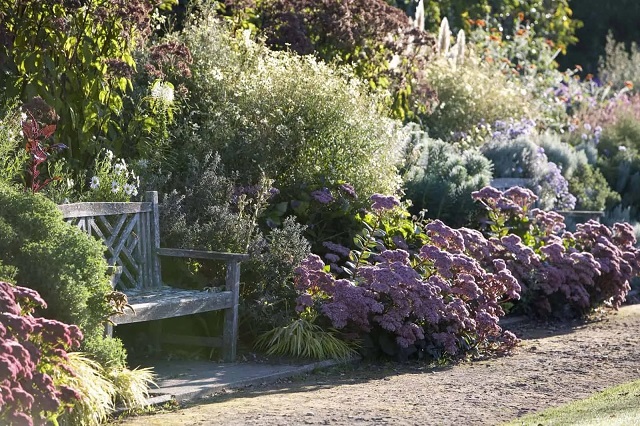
[156,247,250,262]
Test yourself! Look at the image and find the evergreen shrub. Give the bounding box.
[403,132,492,226]
[0,183,126,366]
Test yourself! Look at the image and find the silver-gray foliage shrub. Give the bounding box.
[403,130,492,226]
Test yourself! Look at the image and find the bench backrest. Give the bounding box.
[58,191,162,292]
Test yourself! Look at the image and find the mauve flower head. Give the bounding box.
[503,186,537,208]
[338,183,357,198]
[379,249,410,264]
[426,220,465,252]
[370,194,400,211]
[472,186,502,203]
[311,188,334,204]
[323,241,351,258]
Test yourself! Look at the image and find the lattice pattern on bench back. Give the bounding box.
[58,195,160,292]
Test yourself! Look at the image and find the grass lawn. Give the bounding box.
[503,379,640,426]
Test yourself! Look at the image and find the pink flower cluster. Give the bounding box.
[295,219,521,358]
[0,282,83,425]
[473,186,640,317]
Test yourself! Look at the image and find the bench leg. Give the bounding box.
[149,320,163,354]
[223,261,240,362]
[104,322,114,338]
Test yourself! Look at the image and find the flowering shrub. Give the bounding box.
[81,149,140,202]
[294,195,520,360]
[0,281,83,425]
[170,8,407,201]
[422,55,535,141]
[224,0,437,122]
[481,125,576,210]
[472,186,640,317]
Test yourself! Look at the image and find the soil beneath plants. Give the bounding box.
[116,304,640,426]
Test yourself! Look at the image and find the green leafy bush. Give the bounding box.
[242,217,311,337]
[0,0,170,165]
[599,33,640,91]
[537,132,619,211]
[0,110,28,186]
[423,56,535,141]
[158,152,260,254]
[596,115,640,216]
[403,132,492,226]
[168,9,407,200]
[0,183,126,366]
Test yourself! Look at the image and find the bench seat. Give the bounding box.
[113,286,233,325]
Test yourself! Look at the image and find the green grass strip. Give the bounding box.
[503,379,640,426]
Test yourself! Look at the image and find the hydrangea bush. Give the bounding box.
[0,281,83,425]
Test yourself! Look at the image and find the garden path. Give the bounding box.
[116,304,640,426]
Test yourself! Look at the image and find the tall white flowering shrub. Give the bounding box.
[172,10,407,200]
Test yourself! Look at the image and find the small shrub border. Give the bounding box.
[293,188,640,360]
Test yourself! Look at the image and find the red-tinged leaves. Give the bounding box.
[21,117,65,193]
[39,124,57,139]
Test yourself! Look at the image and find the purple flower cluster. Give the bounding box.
[0,282,83,425]
[311,188,334,204]
[370,194,400,211]
[338,183,357,199]
[491,118,537,140]
[295,220,522,358]
[473,186,639,316]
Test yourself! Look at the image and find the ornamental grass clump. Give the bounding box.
[0,281,83,425]
[293,194,521,360]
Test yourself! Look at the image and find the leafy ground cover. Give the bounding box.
[113,303,640,426]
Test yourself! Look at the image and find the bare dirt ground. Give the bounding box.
[117,304,640,426]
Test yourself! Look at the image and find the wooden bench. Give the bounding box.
[58,191,249,362]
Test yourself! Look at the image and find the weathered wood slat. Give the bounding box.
[147,191,162,288]
[157,248,250,262]
[112,287,233,324]
[59,202,152,218]
[88,217,107,242]
[106,214,129,249]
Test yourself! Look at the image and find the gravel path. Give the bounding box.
[117,304,640,426]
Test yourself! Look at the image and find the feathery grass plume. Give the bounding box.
[109,366,157,410]
[57,352,116,426]
[414,0,425,32]
[255,318,357,360]
[454,29,466,65]
[437,17,451,56]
